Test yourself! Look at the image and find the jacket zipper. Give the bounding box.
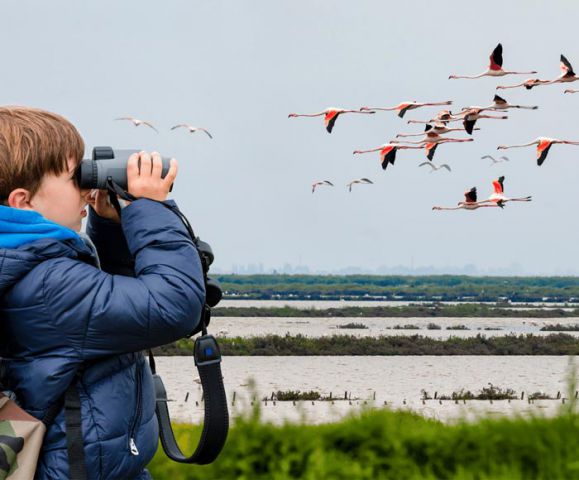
[128,360,143,456]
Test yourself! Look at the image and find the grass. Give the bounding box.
[147,401,579,479]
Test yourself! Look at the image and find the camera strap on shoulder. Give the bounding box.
[106,178,229,464]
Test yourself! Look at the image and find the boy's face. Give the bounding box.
[13,157,91,232]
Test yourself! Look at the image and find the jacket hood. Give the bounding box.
[0,206,96,296]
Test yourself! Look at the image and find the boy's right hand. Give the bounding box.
[127,151,178,202]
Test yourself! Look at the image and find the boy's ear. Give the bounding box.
[7,188,34,209]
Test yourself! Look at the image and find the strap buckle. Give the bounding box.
[194,335,221,367]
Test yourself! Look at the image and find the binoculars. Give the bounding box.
[76,146,173,191]
[78,146,222,310]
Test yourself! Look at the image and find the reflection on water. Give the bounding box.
[156,355,579,425]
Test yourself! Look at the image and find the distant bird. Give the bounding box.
[114,116,158,133]
[288,107,375,133]
[486,176,532,205]
[497,137,579,166]
[359,101,452,119]
[496,78,551,90]
[312,180,334,193]
[171,124,213,138]
[483,94,538,111]
[432,187,503,211]
[396,123,477,138]
[353,143,422,170]
[481,155,510,165]
[565,89,579,94]
[407,109,462,125]
[419,162,451,173]
[456,108,508,135]
[346,178,373,192]
[449,44,537,79]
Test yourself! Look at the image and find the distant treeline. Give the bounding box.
[213,304,579,318]
[216,274,579,302]
[154,333,579,356]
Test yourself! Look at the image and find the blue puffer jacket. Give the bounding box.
[0,198,205,479]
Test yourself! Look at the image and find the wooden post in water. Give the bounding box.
[373,391,376,401]
[184,392,189,403]
[521,391,525,400]
[557,391,561,400]
[232,391,236,406]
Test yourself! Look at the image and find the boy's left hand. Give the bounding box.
[86,189,121,224]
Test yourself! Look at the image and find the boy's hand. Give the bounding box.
[128,151,178,202]
[86,189,122,223]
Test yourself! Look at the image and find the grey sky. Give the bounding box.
[3,1,579,275]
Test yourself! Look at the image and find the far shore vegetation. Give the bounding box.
[213,303,579,318]
[153,333,579,356]
[216,274,579,302]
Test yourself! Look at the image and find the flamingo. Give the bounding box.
[394,133,472,145]
[565,89,579,94]
[540,55,579,86]
[497,137,579,166]
[486,176,532,205]
[396,123,477,138]
[432,187,503,211]
[288,107,375,133]
[481,155,510,165]
[419,162,451,173]
[312,180,334,193]
[346,178,373,192]
[407,110,462,125]
[421,138,474,161]
[114,116,158,133]
[359,101,452,119]
[484,94,538,111]
[170,124,213,138]
[458,108,509,135]
[496,78,551,90]
[449,44,537,80]
[353,143,423,170]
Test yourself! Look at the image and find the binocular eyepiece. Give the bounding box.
[76,146,173,191]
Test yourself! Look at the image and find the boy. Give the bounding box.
[0,106,206,478]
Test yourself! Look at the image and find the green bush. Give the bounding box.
[148,406,579,479]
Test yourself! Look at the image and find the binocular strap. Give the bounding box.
[149,334,229,464]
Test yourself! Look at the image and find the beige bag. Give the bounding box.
[0,393,45,480]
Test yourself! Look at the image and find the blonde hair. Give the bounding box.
[0,106,85,205]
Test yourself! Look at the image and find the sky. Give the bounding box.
[2,0,579,275]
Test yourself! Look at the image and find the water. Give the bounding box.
[156,355,579,425]
[212,316,579,339]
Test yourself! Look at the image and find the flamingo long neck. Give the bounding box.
[503,141,537,149]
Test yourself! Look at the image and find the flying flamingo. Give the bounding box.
[407,110,462,125]
[114,116,159,133]
[564,89,579,94]
[288,107,375,133]
[312,180,334,193]
[457,108,508,135]
[421,138,474,161]
[419,162,451,173]
[540,55,579,86]
[481,155,510,165]
[346,178,373,192]
[449,44,537,80]
[432,187,503,211]
[353,143,423,170]
[496,78,551,90]
[396,123,478,138]
[170,124,213,138]
[359,101,452,119]
[484,94,538,111]
[497,137,579,166]
[486,176,532,205]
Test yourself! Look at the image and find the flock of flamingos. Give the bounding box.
[288,44,579,211]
